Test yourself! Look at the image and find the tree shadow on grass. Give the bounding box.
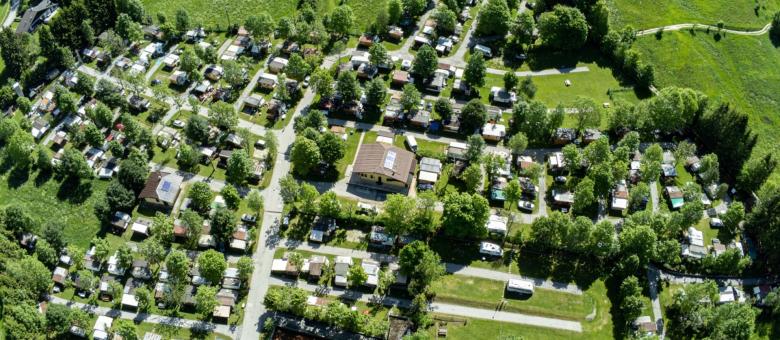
[605,275,630,340]
[7,166,30,189]
[57,178,94,204]
[34,169,53,187]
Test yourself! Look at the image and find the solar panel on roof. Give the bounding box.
[161,181,171,192]
[384,151,396,169]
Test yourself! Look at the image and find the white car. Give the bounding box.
[172,120,185,128]
[479,241,503,257]
[401,59,412,70]
[518,200,535,212]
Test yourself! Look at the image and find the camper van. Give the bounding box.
[473,44,493,58]
[506,279,534,295]
[406,135,418,153]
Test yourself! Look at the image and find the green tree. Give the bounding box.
[337,71,362,103]
[286,53,310,80]
[329,5,355,38]
[382,194,417,236]
[311,68,335,99]
[115,13,142,42]
[441,193,490,239]
[194,285,218,316]
[280,175,300,204]
[246,189,264,215]
[503,72,518,91]
[434,98,453,122]
[211,206,237,244]
[365,78,387,107]
[460,99,487,134]
[738,153,776,193]
[402,0,426,17]
[6,130,35,168]
[188,182,214,214]
[118,150,149,192]
[220,185,240,210]
[401,84,421,112]
[511,11,535,45]
[318,191,342,218]
[461,163,483,192]
[166,250,191,283]
[388,0,403,24]
[538,5,589,50]
[175,9,190,33]
[237,256,254,282]
[369,43,389,66]
[291,137,321,176]
[475,0,511,37]
[507,133,528,155]
[177,143,200,171]
[185,115,210,144]
[245,13,276,41]
[464,51,486,87]
[0,29,35,78]
[722,201,745,235]
[433,6,457,35]
[348,264,368,288]
[398,241,445,295]
[413,45,438,79]
[57,148,93,180]
[140,238,166,266]
[698,153,720,185]
[573,177,596,215]
[4,304,45,340]
[113,319,139,340]
[209,102,238,131]
[226,149,252,185]
[198,249,227,284]
[572,96,601,133]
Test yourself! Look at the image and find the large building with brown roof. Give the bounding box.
[352,143,416,191]
[139,171,183,207]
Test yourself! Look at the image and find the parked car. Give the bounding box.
[479,241,503,257]
[554,176,567,184]
[241,214,257,224]
[303,76,310,88]
[281,215,290,227]
[518,200,534,212]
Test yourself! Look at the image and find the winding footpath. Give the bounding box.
[636,23,771,37]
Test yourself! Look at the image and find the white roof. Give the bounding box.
[507,279,534,292]
[259,72,278,82]
[611,197,628,210]
[271,57,288,66]
[418,170,439,183]
[486,215,508,234]
[376,135,394,144]
[449,141,468,150]
[271,259,287,272]
[479,241,502,255]
[94,316,113,332]
[122,294,138,307]
[132,221,149,234]
[688,227,704,246]
[335,256,353,265]
[482,123,506,137]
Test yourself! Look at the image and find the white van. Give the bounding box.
[473,44,493,58]
[406,135,418,152]
[506,279,534,295]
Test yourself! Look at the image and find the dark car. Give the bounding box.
[241,214,257,224]
[150,79,162,86]
[554,176,567,184]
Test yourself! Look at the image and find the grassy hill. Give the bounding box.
[634,30,780,183]
[607,0,780,30]
[142,0,385,32]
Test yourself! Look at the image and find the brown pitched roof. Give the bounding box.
[353,143,416,184]
[139,171,166,200]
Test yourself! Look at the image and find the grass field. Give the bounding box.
[429,279,612,339]
[0,169,107,249]
[143,0,384,33]
[430,275,591,320]
[635,31,780,184]
[607,0,780,29]
[143,0,298,29]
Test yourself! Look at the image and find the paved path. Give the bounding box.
[440,0,485,67]
[217,38,234,56]
[646,266,665,339]
[650,181,660,213]
[636,23,771,37]
[268,277,582,332]
[280,240,583,295]
[233,62,267,111]
[486,66,590,77]
[2,0,17,28]
[656,267,780,286]
[49,296,237,335]
[393,9,436,61]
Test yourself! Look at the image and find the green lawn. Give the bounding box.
[363,130,447,155]
[429,280,612,340]
[143,0,297,29]
[335,129,362,180]
[0,169,107,249]
[608,0,780,30]
[635,31,780,184]
[430,275,591,320]
[480,65,639,109]
[136,321,231,339]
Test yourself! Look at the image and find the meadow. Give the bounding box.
[607,0,780,30]
[634,30,780,182]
